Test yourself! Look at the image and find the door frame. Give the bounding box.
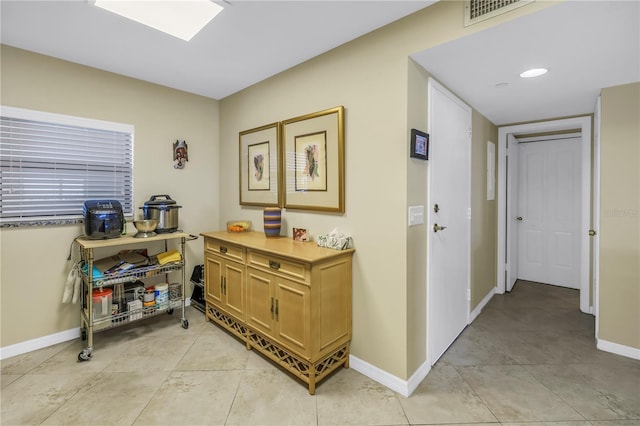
[496,116,592,313]
[506,134,519,292]
[426,77,471,364]
[593,97,601,336]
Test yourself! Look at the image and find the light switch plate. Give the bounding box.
[408,205,425,226]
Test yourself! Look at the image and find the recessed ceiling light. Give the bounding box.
[520,68,548,78]
[94,0,224,41]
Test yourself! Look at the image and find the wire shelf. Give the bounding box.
[83,299,183,332]
[80,261,184,287]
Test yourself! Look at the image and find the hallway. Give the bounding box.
[2,281,639,425]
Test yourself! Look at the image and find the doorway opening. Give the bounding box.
[497,116,592,314]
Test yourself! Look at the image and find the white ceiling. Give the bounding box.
[0,0,434,100]
[1,1,638,125]
[411,1,640,125]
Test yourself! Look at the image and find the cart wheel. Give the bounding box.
[77,351,91,362]
[167,308,174,315]
[181,319,189,329]
[81,329,87,341]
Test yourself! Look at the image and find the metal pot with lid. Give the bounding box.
[140,195,182,233]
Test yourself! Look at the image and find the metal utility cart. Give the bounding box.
[74,232,194,361]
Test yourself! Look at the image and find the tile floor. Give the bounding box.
[1,280,639,425]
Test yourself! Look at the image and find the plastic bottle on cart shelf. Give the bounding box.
[155,283,169,310]
[142,287,156,315]
[92,288,112,330]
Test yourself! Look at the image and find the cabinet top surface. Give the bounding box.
[201,231,354,263]
[75,232,191,249]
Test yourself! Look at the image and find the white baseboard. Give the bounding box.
[349,354,430,397]
[597,338,640,360]
[0,297,193,360]
[0,327,80,360]
[469,286,495,323]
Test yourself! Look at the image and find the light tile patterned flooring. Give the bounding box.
[1,280,639,425]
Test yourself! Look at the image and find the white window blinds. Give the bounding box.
[0,106,134,225]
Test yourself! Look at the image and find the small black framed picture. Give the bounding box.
[410,128,429,160]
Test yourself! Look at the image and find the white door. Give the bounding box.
[517,137,582,288]
[427,78,471,364]
[506,134,519,292]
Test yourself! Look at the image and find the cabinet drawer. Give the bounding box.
[248,250,309,282]
[205,238,245,262]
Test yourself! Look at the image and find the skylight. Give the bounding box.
[94,0,224,41]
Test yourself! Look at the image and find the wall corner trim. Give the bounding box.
[469,286,496,323]
[349,354,431,397]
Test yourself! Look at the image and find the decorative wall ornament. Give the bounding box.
[173,140,188,169]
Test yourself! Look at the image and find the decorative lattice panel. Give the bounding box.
[248,333,311,378]
[247,331,349,394]
[314,345,349,380]
[206,303,349,394]
[206,305,247,340]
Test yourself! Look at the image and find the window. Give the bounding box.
[0,106,134,226]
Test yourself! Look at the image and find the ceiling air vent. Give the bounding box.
[464,0,534,26]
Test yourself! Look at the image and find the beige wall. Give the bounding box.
[219,26,413,379]
[471,111,498,307]
[598,82,640,350]
[0,45,219,348]
[406,59,431,374]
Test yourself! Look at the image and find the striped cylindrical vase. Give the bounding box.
[263,207,282,238]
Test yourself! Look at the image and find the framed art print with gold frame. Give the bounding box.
[282,106,344,213]
[239,122,281,207]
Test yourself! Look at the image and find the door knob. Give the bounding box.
[433,223,447,232]
[516,216,523,221]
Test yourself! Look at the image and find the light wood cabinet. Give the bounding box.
[246,267,311,356]
[204,239,247,341]
[200,231,354,394]
[204,254,245,322]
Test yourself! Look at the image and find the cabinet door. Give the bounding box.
[275,277,310,356]
[246,267,275,336]
[223,260,245,321]
[205,254,223,305]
